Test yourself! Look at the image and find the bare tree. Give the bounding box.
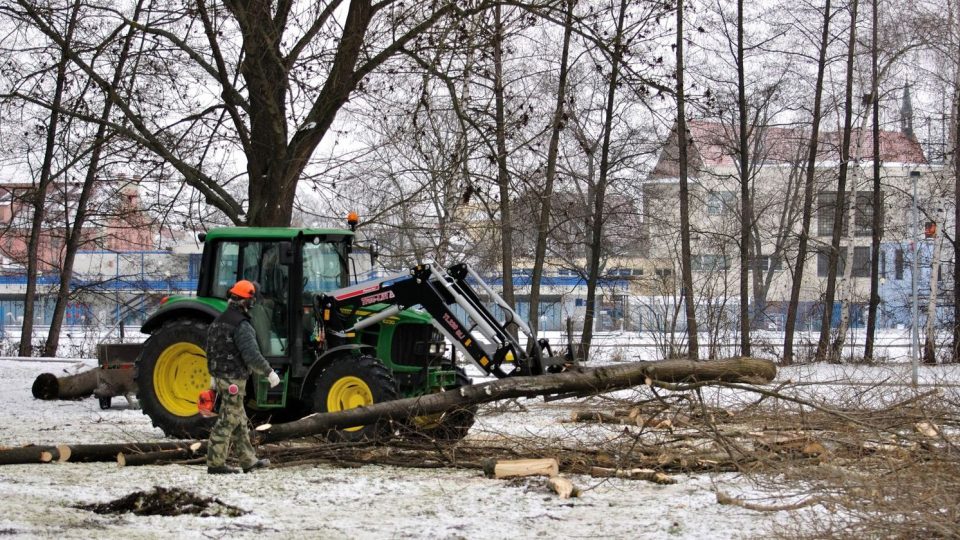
[15,0,80,356]
[528,0,574,335]
[864,0,881,360]
[12,0,524,227]
[817,0,859,362]
[579,0,628,361]
[735,0,753,356]
[676,0,699,359]
[43,0,147,356]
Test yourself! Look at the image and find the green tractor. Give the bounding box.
[134,226,473,441]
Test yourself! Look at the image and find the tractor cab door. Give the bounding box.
[209,240,295,360]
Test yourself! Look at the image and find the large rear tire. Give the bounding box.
[312,355,398,442]
[135,319,215,439]
[409,367,477,441]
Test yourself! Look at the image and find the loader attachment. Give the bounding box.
[315,263,571,379]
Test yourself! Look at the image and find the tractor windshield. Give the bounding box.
[302,240,345,299]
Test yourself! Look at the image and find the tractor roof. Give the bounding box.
[203,227,354,242]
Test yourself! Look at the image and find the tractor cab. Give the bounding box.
[197,228,353,371]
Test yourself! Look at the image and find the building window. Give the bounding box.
[818,191,882,237]
[753,255,782,272]
[818,192,849,237]
[655,268,673,278]
[895,249,904,280]
[817,247,847,277]
[691,255,730,272]
[852,246,871,277]
[631,268,644,276]
[706,191,737,216]
[854,192,882,237]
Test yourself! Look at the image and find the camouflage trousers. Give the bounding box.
[206,377,258,469]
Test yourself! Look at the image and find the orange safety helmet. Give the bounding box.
[229,279,256,299]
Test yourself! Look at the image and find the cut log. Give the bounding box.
[32,367,99,400]
[590,466,675,484]
[483,458,559,479]
[118,448,199,467]
[52,442,204,463]
[546,476,580,498]
[257,358,776,444]
[0,445,69,465]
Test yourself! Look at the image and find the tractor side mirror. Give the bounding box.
[279,241,295,265]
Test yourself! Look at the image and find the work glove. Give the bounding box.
[267,371,281,388]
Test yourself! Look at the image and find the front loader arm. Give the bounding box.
[314,264,569,378]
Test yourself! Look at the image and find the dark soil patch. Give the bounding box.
[76,486,247,517]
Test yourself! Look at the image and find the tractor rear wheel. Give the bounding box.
[409,367,476,441]
[312,355,398,442]
[135,319,215,439]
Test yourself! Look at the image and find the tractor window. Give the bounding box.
[209,240,289,356]
[248,242,289,357]
[211,242,240,298]
[303,241,343,300]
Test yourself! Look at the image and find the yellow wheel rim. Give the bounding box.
[154,342,209,417]
[327,376,373,432]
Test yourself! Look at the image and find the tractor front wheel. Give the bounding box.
[135,319,215,439]
[312,355,398,442]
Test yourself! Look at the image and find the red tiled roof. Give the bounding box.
[651,120,926,178]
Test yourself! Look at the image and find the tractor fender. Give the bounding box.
[140,300,222,335]
[298,343,377,401]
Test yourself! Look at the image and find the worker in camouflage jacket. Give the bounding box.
[205,279,281,474]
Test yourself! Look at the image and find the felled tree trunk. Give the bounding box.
[31,367,99,400]
[257,358,776,444]
[7,358,775,467]
[0,441,203,465]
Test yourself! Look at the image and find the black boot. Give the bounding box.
[242,458,270,473]
[207,465,241,474]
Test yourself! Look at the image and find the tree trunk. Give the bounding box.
[924,226,943,363]
[0,441,203,466]
[953,29,960,363]
[257,357,777,444]
[0,445,65,465]
[31,367,99,400]
[832,113,870,361]
[581,0,628,361]
[492,4,515,313]
[785,0,832,364]
[817,0,859,361]
[737,0,753,356]
[117,448,201,467]
[864,0,882,360]
[677,0,699,359]
[529,0,574,335]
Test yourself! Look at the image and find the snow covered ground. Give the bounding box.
[0,357,807,540]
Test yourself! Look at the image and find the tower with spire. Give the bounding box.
[900,82,915,141]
